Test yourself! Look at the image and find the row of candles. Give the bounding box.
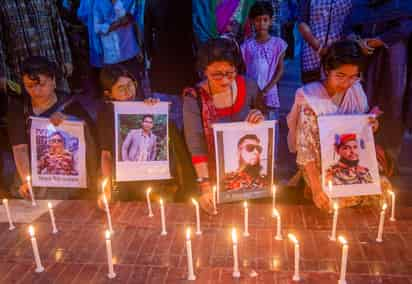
[1,179,397,282]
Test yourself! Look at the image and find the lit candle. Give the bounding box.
[328,180,333,196]
[272,185,277,212]
[105,230,116,279]
[243,201,250,237]
[212,186,218,215]
[160,199,167,235]
[329,202,339,241]
[288,233,300,281]
[185,228,196,280]
[2,199,15,231]
[102,193,114,234]
[273,208,282,240]
[388,190,396,221]
[146,188,154,217]
[338,236,349,284]
[26,176,36,206]
[231,228,240,278]
[28,226,44,273]
[101,178,108,193]
[376,203,387,242]
[48,202,58,234]
[191,198,202,235]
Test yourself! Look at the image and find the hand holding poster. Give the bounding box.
[213,121,277,203]
[318,115,381,198]
[114,102,170,181]
[30,117,87,188]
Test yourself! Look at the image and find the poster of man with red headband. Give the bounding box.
[318,115,381,198]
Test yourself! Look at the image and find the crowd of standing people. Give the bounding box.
[0,0,411,214]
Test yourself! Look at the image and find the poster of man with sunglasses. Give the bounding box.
[37,131,78,176]
[30,117,87,188]
[213,121,276,203]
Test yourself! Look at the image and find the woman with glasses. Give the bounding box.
[7,56,98,199]
[287,40,393,210]
[97,65,195,205]
[183,38,265,215]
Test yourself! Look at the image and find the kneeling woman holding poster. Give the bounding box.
[7,57,98,199]
[183,38,266,214]
[97,66,194,204]
[287,40,393,210]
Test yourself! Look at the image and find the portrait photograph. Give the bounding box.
[117,114,168,162]
[318,115,381,198]
[30,117,87,188]
[213,121,276,203]
[114,102,171,181]
[36,129,79,176]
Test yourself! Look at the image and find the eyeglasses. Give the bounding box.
[24,80,49,89]
[117,81,136,93]
[333,73,360,84]
[242,144,263,154]
[143,120,153,124]
[50,138,63,143]
[208,70,237,81]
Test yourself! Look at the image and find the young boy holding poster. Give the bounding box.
[97,65,195,204]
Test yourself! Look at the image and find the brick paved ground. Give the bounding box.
[1,200,412,283]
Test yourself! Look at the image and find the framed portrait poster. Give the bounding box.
[318,114,381,198]
[30,117,87,188]
[213,121,277,203]
[114,102,171,181]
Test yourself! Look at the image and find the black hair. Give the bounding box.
[321,40,365,73]
[142,114,154,122]
[99,65,138,94]
[48,131,65,146]
[22,56,58,82]
[196,38,243,73]
[248,1,274,19]
[238,134,260,147]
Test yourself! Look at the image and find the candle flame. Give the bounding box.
[186,228,191,240]
[288,233,298,244]
[273,208,279,217]
[338,236,347,245]
[243,201,248,208]
[102,178,108,192]
[213,185,216,193]
[147,187,152,194]
[191,198,198,206]
[2,198,7,204]
[333,202,338,211]
[28,225,35,237]
[328,180,332,192]
[231,228,238,243]
[272,185,277,193]
[382,203,388,211]
[48,202,53,209]
[105,230,111,240]
[26,176,31,183]
[160,198,163,205]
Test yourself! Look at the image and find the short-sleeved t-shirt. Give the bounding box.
[8,93,95,147]
[241,36,287,108]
